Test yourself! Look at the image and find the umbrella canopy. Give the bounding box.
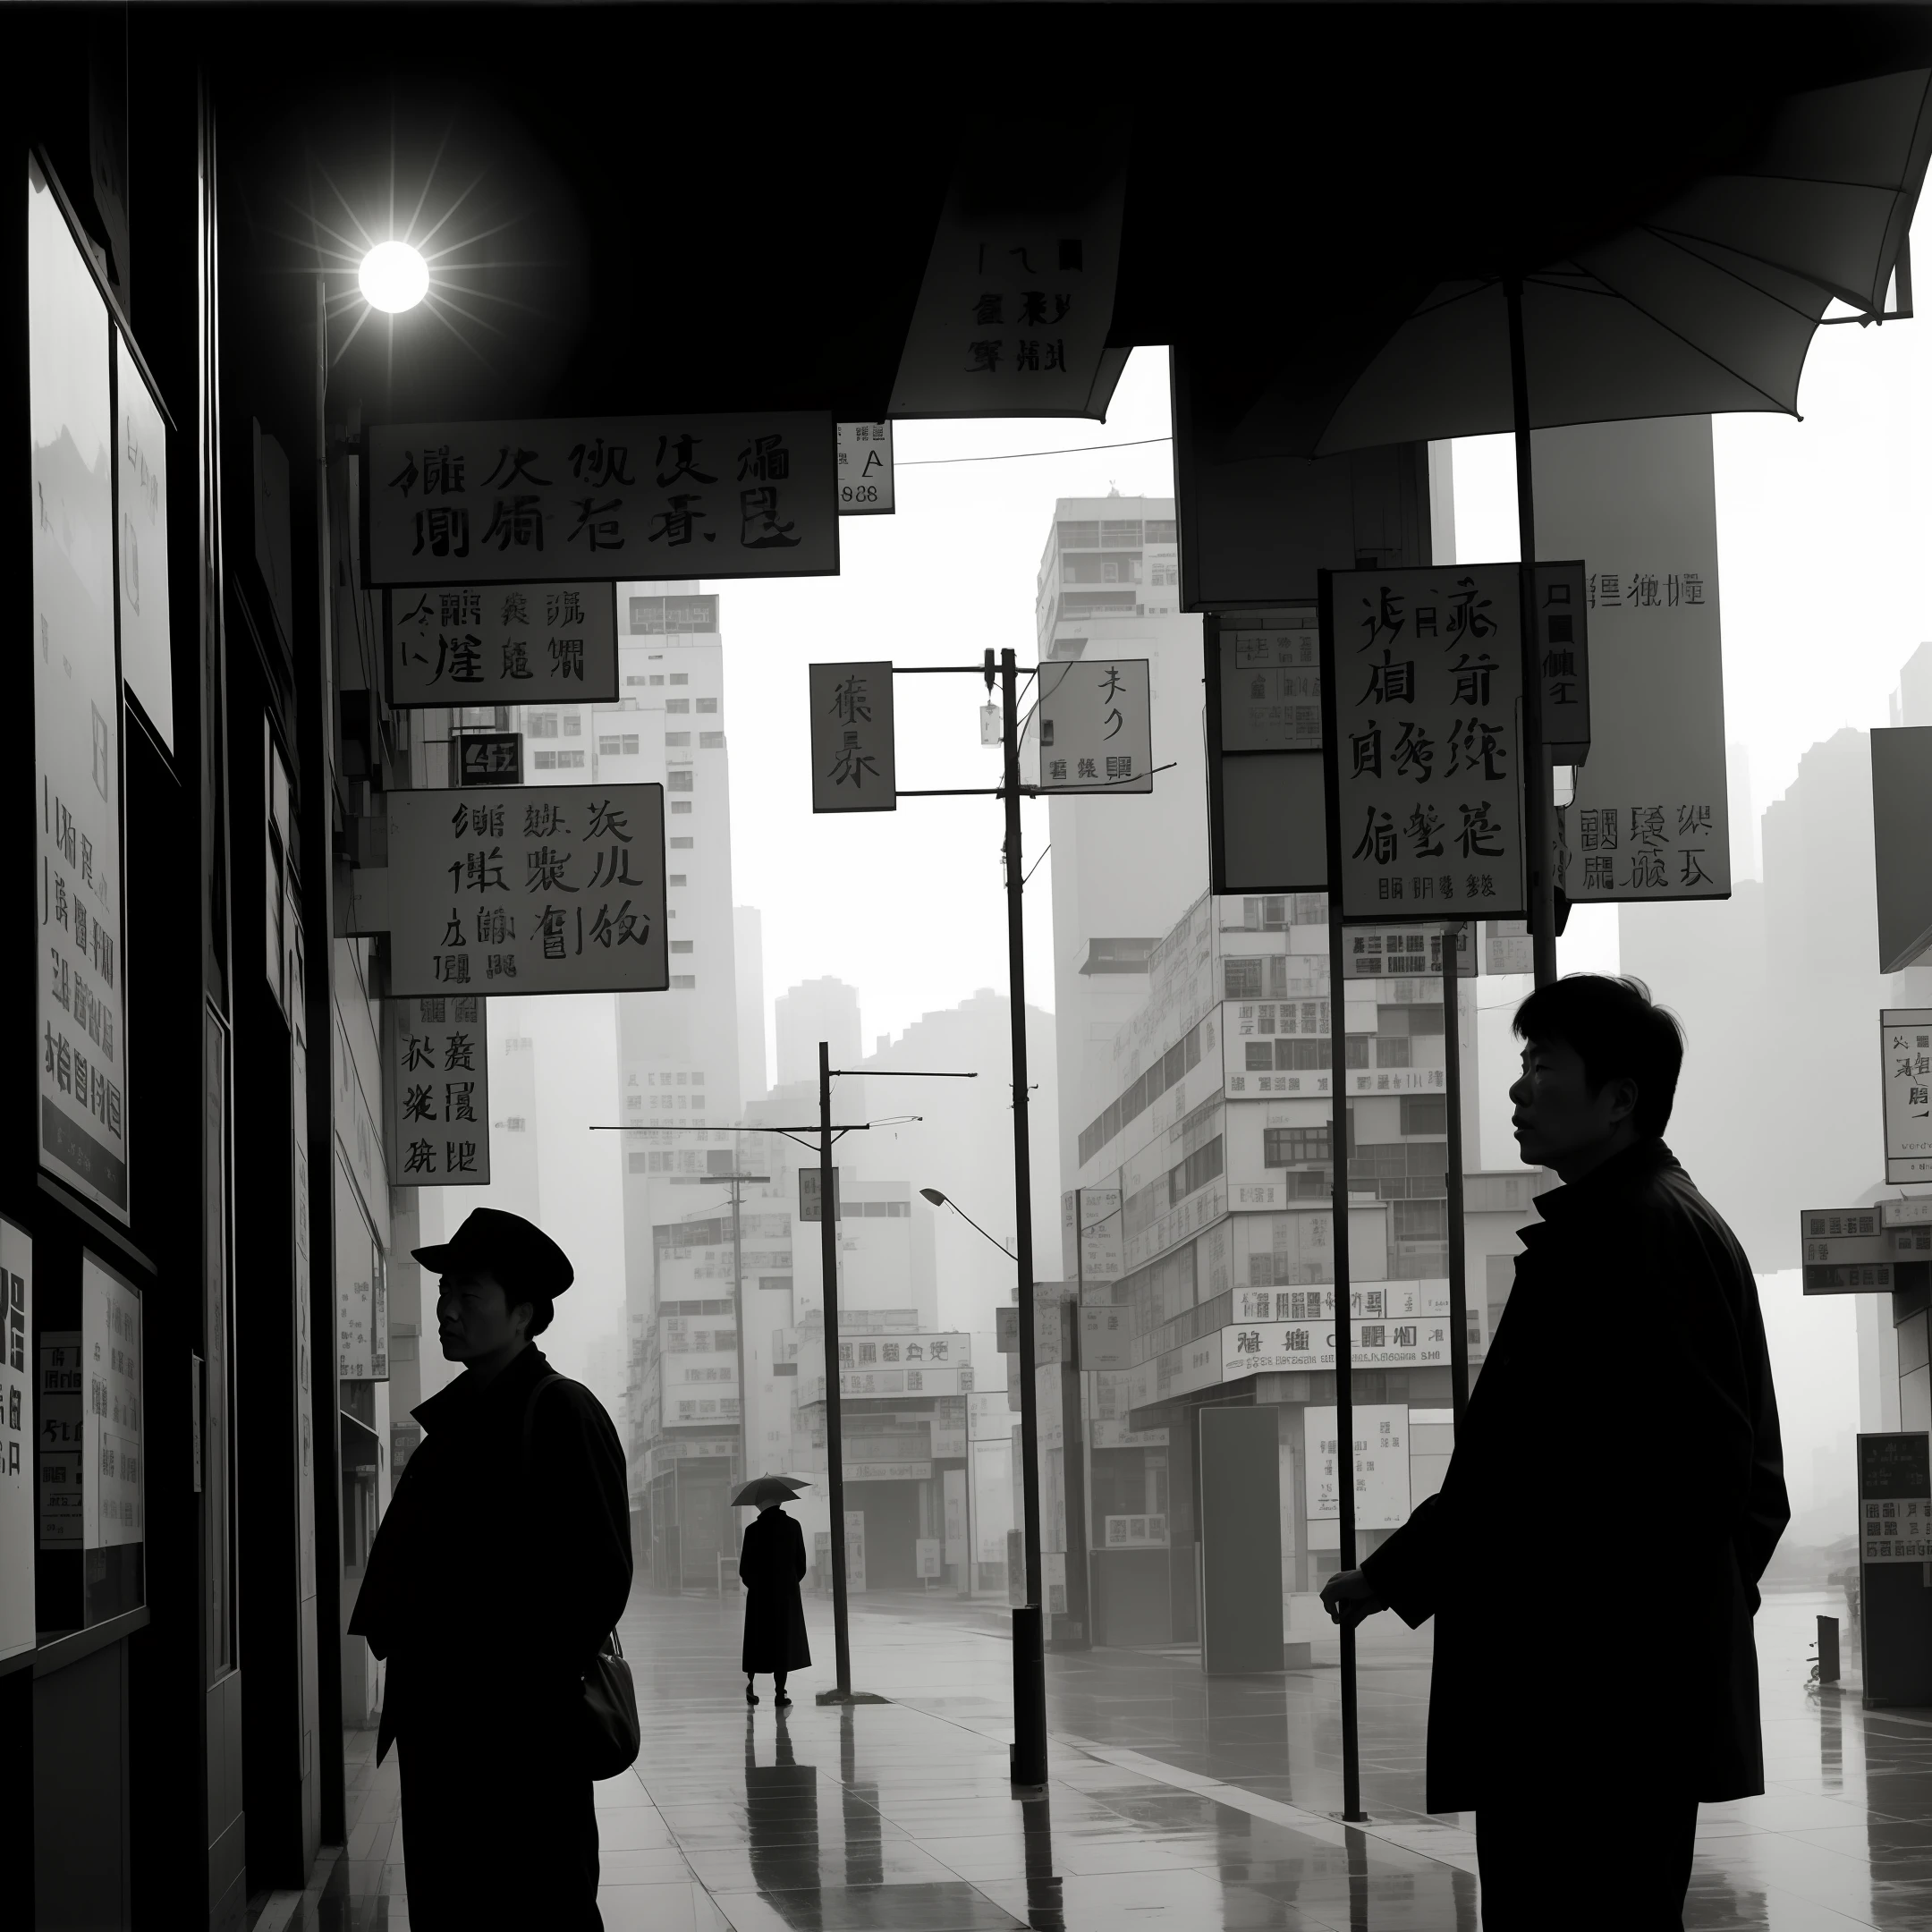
[732,1476,809,1510]
[1207,67,1932,461]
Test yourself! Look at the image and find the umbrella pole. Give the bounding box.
[1505,275,1558,987]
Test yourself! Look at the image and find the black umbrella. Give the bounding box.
[1187,65,1932,980]
[732,1475,809,1510]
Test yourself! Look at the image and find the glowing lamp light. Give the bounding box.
[359,240,429,314]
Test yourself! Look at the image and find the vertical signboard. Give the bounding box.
[835,421,894,514]
[1882,1009,1932,1184]
[1035,657,1152,793]
[799,1166,840,1222]
[84,1254,142,1552]
[1538,417,1729,902]
[38,1328,82,1548]
[0,1220,32,1660]
[386,995,491,1187]
[116,331,173,750]
[1305,1402,1410,1550]
[1534,561,1589,765]
[30,156,131,1222]
[1320,564,1526,920]
[809,662,896,811]
[389,581,619,707]
[1860,1433,1931,1562]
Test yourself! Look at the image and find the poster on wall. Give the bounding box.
[84,1254,142,1550]
[0,1219,32,1660]
[1305,1402,1410,1551]
[30,155,131,1223]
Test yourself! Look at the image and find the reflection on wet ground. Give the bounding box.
[244,1582,1932,1930]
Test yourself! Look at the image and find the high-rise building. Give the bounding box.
[734,905,768,1107]
[775,976,861,1089]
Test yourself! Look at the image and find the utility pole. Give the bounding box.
[817,1039,854,1702]
[997,645,1048,1789]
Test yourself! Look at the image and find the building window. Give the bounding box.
[1377,1036,1412,1068]
[699,731,724,749]
[669,771,694,791]
[1224,958,1263,999]
[672,974,696,988]
[1264,1125,1331,1167]
[666,699,691,713]
[665,732,691,747]
[563,715,582,736]
[672,940,694,953]
[1101,519,1142,547]
[671,673,689,685]
[1056,520,1099,548]
[597,734,640,755]
[1344,1035,1370,1068]
[1151,562,1178,587]
[649,674,665,686]
[671,801,692,815]
[696,697,718,714]
[1145,519,1177,542]
[1275,1039,1332,1070]
[668,873,687,887]
[1402,1095,1448,1135]
[1245,1042,1273,1072]
[669,836,694,849]
[529,713,558,738]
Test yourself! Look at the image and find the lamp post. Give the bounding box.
[922,1183,1047,1787]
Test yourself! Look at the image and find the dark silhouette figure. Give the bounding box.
[739,1501,810,1705]
[1323,977,1788,1931]
[350,1208,631,1931]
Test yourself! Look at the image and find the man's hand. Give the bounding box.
[1320,1568,1385,1629]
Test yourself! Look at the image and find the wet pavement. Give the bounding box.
[245,1579,1932,1930]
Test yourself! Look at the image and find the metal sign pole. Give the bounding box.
[1444,924,1471,1427]
[817,1041,854,1702]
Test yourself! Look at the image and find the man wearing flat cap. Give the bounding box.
[350,1208,631,1930]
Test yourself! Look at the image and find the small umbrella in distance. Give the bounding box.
[732,1475,809,1509]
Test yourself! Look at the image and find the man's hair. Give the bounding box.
[1512,974,1685,1138]
[514,1290,556,1339]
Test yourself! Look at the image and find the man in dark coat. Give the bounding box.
[349,1208,631,1931]
[739,1501,809,1705]
[1323,975,1787,1931]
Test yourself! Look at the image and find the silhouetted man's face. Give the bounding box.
[1509,1035,1639,1180]
[436,1268,530,1364]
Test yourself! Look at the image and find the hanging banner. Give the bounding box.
[1320,563,1527,921]
[366,413,838,585]
[1883,1008,1932,1184]
[809,662,896,811]
[384,784,668,996]
[83,1254,142,1552]
[386,996,492,1188]
[835,421,894,514]
[31,155,131,1223]
[0,1220,31,1661]
[1538,417,1729,902]
[1534,561,1590,765]
[888,121,1127,419]
[1035,657,1152,793]
[389,580,619,708]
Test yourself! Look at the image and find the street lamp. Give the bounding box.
[919,1188,1013,1258]
[358,239,429,313]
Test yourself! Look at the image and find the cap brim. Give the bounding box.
[411,1244,455,1273]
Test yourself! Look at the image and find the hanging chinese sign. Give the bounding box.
[30,155,131,1223]
[386,996,492,1189]
[389,580,618,708]
[835,421,895,514]
[1035,657,1152,793]
[809,662,897,812]
[384,784,667,996]
[1882,1007,1932,1183]
[0,1218,31,1662]
[1539,417,1729,902]
[1534,561,1590,765]
[365,414,838,586]
[1319,564,1526,921]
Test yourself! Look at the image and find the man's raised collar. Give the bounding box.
[1533,1137,1678,1224]
[412,1340,551,1434]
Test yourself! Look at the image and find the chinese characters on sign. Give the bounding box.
[1535,561,1589,764]
[1538,417,1731,903]
[1036,657,1152,792]
[366,416,838,586]
[835,421,894,515]
[1797,1207,1932,1294]
[1883,1009,1932,1184]
[1321,564,1526,919]
[1219,612,1322,751]
[1305,1403,1411,1551]
[31,155,131,1223]
[386,996,492,1189]
[389,580,619,707]
[0,1219,30,1660]
[38,1326,82,1549]
[809,662,897,813]
[384,784,668,996]
[798,1167,840,1223]
[84,1254,141,1552]
[455,733,521,786]
[1858,1432,1931,1564]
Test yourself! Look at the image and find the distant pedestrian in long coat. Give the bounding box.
[1322,976,1788,1932]
[740,1503,810,1705]
[350,1208,631,1932]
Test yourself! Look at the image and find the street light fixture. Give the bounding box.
[358,239,429,313]
[920,1188,1014,1259]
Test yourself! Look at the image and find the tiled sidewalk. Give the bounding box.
[246,1580,1932,1930]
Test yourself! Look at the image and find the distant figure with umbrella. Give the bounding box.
[736,1475,810,1706]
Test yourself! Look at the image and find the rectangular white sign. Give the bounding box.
[84,1254,141,1551]
[366,413,839,585]
[116,331,173,750]
[836,421,894,514]
[1324,564,1526,920]
[387,995,491,1187]
[809,662,896,811]
[1222,1316,1452,1377]
[1882,1197,1932,1227]
[1540,417,1729,902]
[388,581,618,707]
[1217,612,1322,751]
[1080,1303,1132,1371]
[38,1328,82,1548]
[0,1221,31,1660]
[1306,1403,1411,1548]
[385,784,667,996]
[1799,1205,1932,1293]
[1883,1008,1932,1184]
[1036,657,1152,793]
[32,157,130,1222]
